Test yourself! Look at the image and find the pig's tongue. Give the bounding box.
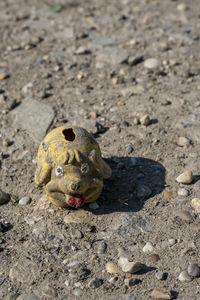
[67,195,85,208]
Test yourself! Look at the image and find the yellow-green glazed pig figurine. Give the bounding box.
[35,126,112,208]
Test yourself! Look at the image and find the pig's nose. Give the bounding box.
[71,182,81,191]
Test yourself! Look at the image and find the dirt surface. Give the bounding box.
[1,0,200,299]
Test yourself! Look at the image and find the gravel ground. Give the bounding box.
[1,0,200,299]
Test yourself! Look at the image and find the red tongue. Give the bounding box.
[68,196,85,208]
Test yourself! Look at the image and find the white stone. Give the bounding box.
[22,82,33,94]
[177,3,188,12]
[64,280,70,287]
[155,270,165,280]
[108,276,118,283]
[118,257,142,274]
[75,46,88,55]
[187,263,200,277]
[140,114,150,126]
[178,188,189,197]
[168,239,177,246]
[144,58,159,69]
[178,270,192,282]
[176,171,193,184]
[73,288,83,297]
[142,242,154,254]
[177,137,190,147]
[19,196,31,206]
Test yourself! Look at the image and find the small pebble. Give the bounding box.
[97,242,107,254]
[140,114,150,126]
[116,162,125,169]
[89,111,97,119]
[144,58,159,69]
[64,280,70,287]
[178,188,189,197]
[118,257,142,274]
[142,242,154,254]
[54,65,62,72]
[155,270,165,280]
[73,288,83,297]
[177,3,188,12]
[0,73,9,80]
[176,171,193,184]
[2,139,11,147]
[88,277,103,288]
[75,46,91,55]
[174,209,193,223]
[19,196,31,206]
[128,55,143,66]
[70,228,83,239]
[125,144,134,154]
[117,100,125,106]
[0,189,10,205]
[108,276,118,283]
[187,263,200,277]
[164,191,172,199]
[168,239,177,246]
[22,82,33,94]
[149,253,160,262]
[84,224,96,233]
[105,262,120,274]
[133,117,140,125]
[130,157,137,166]
[177,137,191,147]
[89,202,99,210]
[137,185,152,198]
[178,270,192,282]
[191,198,200,213]
[151,289,171,299]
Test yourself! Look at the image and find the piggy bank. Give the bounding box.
[35,126,112,208]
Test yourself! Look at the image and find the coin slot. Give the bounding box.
[62,128,75,141]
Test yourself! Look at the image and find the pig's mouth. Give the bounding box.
[67,195,85,208]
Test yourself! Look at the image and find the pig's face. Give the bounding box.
[46,160,104,208]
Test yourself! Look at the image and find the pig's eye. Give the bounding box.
[81,163,89,174]
[55,166,63,177]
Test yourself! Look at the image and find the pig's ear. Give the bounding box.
[89,149,112,179]
[55,151,70,166]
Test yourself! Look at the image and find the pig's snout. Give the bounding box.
[70,182,81,191]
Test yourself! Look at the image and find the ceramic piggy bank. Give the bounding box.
[35,126,112,208]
